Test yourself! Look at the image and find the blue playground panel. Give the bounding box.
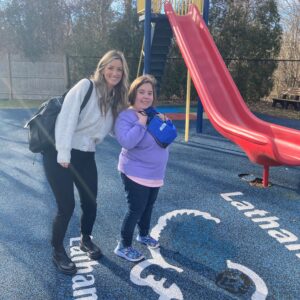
[157,105,197,113]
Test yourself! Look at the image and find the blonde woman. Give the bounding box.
[43,50,129,275]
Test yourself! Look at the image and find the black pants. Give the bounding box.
[120,173,160,247]
[43,149,98,249]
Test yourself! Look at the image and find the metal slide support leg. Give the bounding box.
[263,165,269,187]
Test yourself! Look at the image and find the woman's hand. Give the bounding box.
[136,111,148,125]
[59,163,70,168]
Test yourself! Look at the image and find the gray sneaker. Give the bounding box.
[114,243,144,262]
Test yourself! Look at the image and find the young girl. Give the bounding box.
[43,50,129,274]
[114,75,170,262]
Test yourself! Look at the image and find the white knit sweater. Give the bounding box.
[55,78,113,163]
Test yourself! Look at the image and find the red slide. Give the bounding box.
[164,2,300,186]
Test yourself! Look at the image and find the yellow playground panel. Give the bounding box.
[137,0,204,15]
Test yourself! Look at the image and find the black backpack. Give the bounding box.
[24,79,93,153]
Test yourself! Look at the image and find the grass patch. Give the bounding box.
[0,99,44,109]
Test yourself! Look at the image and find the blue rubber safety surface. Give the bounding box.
[0,108,300,300]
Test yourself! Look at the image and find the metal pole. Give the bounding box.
[185,71,191,142]
[196,96,203,132]
[263,165,269,188]
[196,0,209,133]
[8,52,13,100]
[203,0,210,23]
[64,54,71,89]
[143,0,151,74]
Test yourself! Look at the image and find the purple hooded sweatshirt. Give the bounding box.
[115,108,169,180]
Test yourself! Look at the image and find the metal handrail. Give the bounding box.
[137,38,145,77]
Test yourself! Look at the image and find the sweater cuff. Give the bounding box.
[57,149,71,164]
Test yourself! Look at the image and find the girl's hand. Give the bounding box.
[59,162,70,168]
[157,113,168,121]
[136,111,148,125]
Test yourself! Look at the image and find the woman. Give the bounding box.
[43,50,129,274]
[114,75,169,262]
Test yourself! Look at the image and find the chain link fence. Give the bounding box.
[1,52,298,102]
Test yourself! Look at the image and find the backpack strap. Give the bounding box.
[79,79,93,112]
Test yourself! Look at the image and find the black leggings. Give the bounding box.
[43,149,98,249]
[120,173,159,247]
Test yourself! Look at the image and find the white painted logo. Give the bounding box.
[227,260,268,300]
[130,209,220,300]
[70,237,99,300]
[130,208,268,300]
[221,192,300,259]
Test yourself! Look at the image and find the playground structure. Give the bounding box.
[137,0,209,139]
[137,1,300,187]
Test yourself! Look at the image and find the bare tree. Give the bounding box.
[272,0,299,94]
[209,0,282,101]
[0,0,69,58]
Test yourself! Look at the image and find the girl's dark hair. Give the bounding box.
[128,75,157,106]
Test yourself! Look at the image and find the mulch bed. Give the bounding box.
[246,100,300,120]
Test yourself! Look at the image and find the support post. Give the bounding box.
[196,96,203,133]
[196,0,209,133]
[203,0,210,22]
[143,0,151,74]
[185,71,191,142]
[263,165,269,188]
[64,54,71,89]
[8,52,13,100]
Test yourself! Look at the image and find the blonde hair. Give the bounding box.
[91,50,129,120]
[128,75,157,106]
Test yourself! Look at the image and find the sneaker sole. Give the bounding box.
[114,249,145,262]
